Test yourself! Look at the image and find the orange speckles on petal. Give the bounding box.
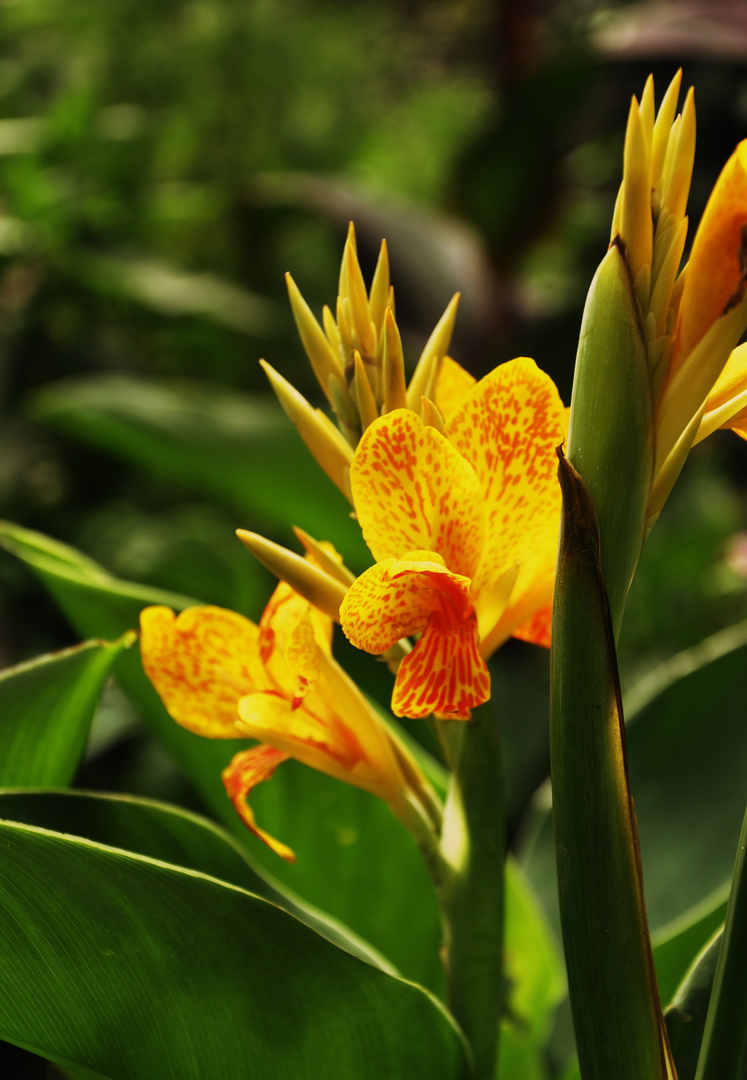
[351,409,484,578]
[392,611,489,720]
[446,357,564,590]
[222,746,296,862]
[340,552,473,656]
[434,356,477,420]
[139,605,266,738]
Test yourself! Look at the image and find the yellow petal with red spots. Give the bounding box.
[435,355,477,420]
[672,141,747,375]
[392,613,489,720]
[340,551,473,657]
[139,606,266,738]
[258,579,332,698]
[222,746,296,862]
[350,410,484,578]
[285,608,322,705]
[446,357,564,590]
[236,690,368,792]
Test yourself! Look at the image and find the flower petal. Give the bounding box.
[392,614,489,720]
[222,746,295,862]
[673,140,747,373]
[340,551,473,656]
[435,356,477,420]
[259,580,332,701]
[350,409,484,578]
[446,357,565,590]
[512,600,553,649]
[139,605,266,738]
[237,690,366,784]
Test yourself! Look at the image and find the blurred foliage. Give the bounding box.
[0,0,747,1074]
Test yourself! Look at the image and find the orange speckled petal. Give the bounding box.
[350,409,484,578]
[340,551,473,656]
[512,600,553,648]
[237,690,367,792]
[222,746,295,862]
[139,605,266,738]
[446,357,564,587]
[674,141,747,373]
[285,608,322,704]
[392,613,489,720]
[259,579,332,696]
[435,356,477,420]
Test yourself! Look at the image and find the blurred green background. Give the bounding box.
[1,1,747,1073]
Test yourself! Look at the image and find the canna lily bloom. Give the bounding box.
[139,580,441,862]
[608,71,747,525]
[339,356,566,721]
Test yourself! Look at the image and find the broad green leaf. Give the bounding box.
[525,617,747,938]
[28,374,367,555]
[0,819,470,1080]
[0,521,445,991]
[0,635,134,786]
[0,789,394,972]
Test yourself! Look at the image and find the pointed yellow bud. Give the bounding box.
[406,293,460,411]
[368,240,390,332]
[291,526,356,587]
[421,396,446,433]
[620,97,653,307]
[353,351,380,431]
[382,307,407,412]
[259,360,353,502]
[344,240,375,358]
[651,69,682,185]
[285,274,341,407]
[236,530,347,622]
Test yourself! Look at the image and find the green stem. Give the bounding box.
[437,701,505,1080]
[695,804,747,1080]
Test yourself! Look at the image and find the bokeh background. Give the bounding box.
[1,1,747,1075]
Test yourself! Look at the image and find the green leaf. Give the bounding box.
[0,789,395,973]
[0,819,470,1080]
[525,617,747,939]
[549,454,667,1080]
[652,886,729,1008]
[0,635,134,786]
[0,522,445,992]
[664,930,723,1080]
[499,860,566,1080]
[28,374,367,556]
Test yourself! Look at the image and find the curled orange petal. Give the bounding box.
[139,606,266,738]
[340,551,473,657]
[222,746,295,862]
[392,613,489,720]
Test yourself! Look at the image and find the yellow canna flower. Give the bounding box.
[339,357,566,721]
[139,580,441,862]
[610,71,747,525]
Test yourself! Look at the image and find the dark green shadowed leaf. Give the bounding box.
[0,820,471,1080]
[0,522,445,992]
[28,375,366,556]
[0,635,134,786]
[665,930,724,1080]
[526,618,747,947]
[0,789,395,973]
[652,886,729,1008]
